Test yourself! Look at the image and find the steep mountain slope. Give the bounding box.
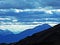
[12,24,60,45]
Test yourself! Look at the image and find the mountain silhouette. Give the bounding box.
[10,24,60,45]
[0,24,51,43]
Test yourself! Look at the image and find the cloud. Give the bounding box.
[0,8,60,14]
[0,16,59,34]
[0,16,38,34]
[0,25,38,34]
[0,8,60,34]
[0,21,58,34]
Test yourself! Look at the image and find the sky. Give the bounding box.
[0,0,60,34]
[0,8,60,34]
[0,0,60,9]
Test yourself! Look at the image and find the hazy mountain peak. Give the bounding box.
[0,29,13,35]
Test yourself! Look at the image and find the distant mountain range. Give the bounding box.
[0,24,51,43]
[9,24,60,45]
[0,29,13,36]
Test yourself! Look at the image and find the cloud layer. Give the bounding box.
[0,8,60,34]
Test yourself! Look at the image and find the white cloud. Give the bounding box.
[0,8,60,34]
[0,8,60,14]
[0,25,38,34]
[0,22,58,34]
[0,17,11,20]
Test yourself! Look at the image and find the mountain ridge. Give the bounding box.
[12,24,60,45]
[0,24,51,43]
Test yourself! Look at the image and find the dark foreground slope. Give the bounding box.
[10,24,60,45]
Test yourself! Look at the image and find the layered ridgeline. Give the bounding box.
[0,24,51,43]
[8,24,60,45]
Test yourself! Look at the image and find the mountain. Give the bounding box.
[0,24,51,43]
[19,24,51,36]
[10,24,60,45]
[0,29,13,36]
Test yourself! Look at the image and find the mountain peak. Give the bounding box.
[40,24,51,27]
[33,24,51,30]
[13,24,60,45]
